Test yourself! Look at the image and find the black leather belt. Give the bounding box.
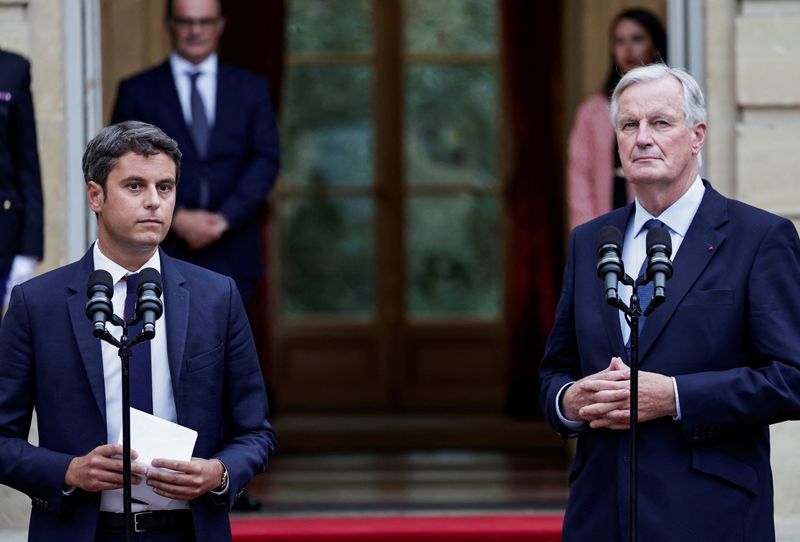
[99,510,193,533]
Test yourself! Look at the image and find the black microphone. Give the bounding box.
[644,226,673,313]
[135,268,163,339]
[597,225,625,304]
[86,270,114,337]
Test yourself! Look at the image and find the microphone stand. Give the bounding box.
[93,318,153,542]
[606,272,653,542]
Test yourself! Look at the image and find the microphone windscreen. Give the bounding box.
[87,269,113,294]
[597,225,623,252]
[646,226,672,254]
[138,267,162,290]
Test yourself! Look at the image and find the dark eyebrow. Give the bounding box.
[119,176,176,184]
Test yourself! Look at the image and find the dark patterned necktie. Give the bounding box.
[188,71,210,158]
[123,274,153,414]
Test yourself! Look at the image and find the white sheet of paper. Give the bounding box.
[116,408,198,508]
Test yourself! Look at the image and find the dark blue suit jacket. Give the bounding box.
[0,248,276,542]
[0,50,43,274]
[111,60,279,287]
[540,182,800,541]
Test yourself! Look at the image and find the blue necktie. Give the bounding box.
[124,274,153,414]
[188,71,210,158]
[626,219,665,349]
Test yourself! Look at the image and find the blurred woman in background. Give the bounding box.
[566,8,667,229]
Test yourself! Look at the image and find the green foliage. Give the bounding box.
[407,195,501,316]
[281,195,375,315]
[405,0,498,53]
[406,65,498,185]
[279,0,502,318]
[281,66,373,186]
[288,0,373,53]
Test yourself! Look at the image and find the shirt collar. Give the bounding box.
[93,241,162,285]
[631,175,705,239]
[169,51,218,78]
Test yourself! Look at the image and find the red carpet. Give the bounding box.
[232,514,563,542]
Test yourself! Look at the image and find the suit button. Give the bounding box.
[3,199,10,210]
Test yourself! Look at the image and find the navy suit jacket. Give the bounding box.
[111,60,279,285]
[0,248,276,542]
[540,182,800,541]
[0,50,43,274]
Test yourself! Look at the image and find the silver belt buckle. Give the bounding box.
[133,511,154,533]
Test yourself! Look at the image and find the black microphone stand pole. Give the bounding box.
[608,273,647,542]
[94,319,150,542]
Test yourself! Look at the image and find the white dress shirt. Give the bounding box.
[618,176,705,343]
[93,242,187,512]
[169,52,217,127]
[556,176,705,431]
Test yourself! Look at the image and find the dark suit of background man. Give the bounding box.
[540,64,800,541]
[0,121,275,541]
[0,49,43,314]
[111,0,280,308]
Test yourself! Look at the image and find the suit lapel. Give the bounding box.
[638,182,729,363]
[160,250,189,401]
[599,205,636,357]
[66,249,106,422]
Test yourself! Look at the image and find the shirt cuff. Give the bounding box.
[672,376,682,420]
[556,382,586,436]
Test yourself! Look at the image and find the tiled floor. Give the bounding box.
[246,449,569,516]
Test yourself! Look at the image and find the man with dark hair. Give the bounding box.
[111,0,279,309]
[0,121,275,541]
[540,65,800,540]
[0,49,43,315]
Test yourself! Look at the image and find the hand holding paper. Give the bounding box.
[146,456,226,501]
[118,408,198,507]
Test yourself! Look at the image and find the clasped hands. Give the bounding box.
[64,444,225,501]
[171,209,229,251]
[562,357,677,430]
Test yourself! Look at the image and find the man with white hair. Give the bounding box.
[540,64,800,540]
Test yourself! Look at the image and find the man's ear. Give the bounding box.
[87,181,105,214]
[691,122,707,156]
